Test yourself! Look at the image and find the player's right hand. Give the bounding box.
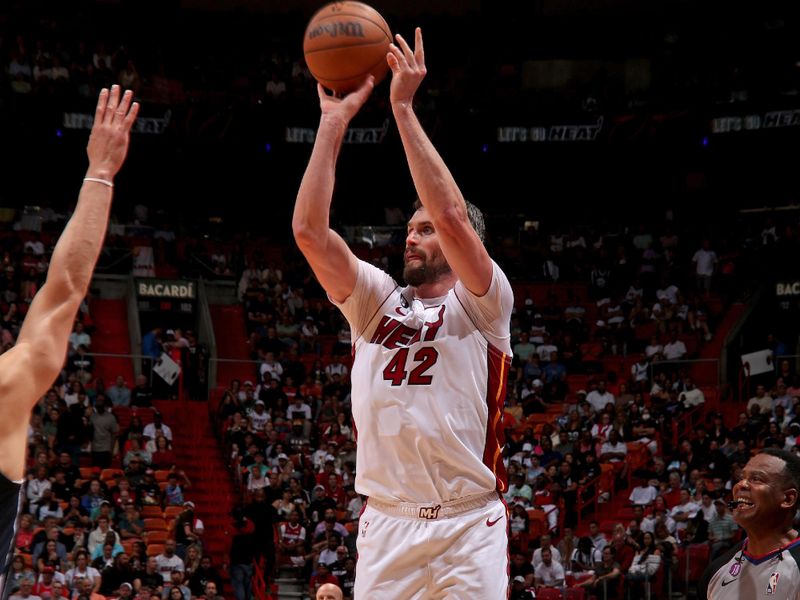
[86,85,140,180]
[318,76,375,128]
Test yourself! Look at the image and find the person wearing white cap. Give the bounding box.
[509,575,534,600]
[247,399,270,434]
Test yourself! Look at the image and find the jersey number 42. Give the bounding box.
[382,347,439,386]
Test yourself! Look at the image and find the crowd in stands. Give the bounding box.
[2,4,798,133]
[203,211,796,600]
[5,187,800,598]
[1,232,224,599]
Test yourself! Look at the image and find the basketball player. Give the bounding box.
[0,86,139,594]
[293,29,512,598]
[699,448,800,599]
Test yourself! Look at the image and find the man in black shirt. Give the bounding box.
[130,374,154,408]
[189,556,223,598]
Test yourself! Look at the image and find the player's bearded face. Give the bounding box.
[403,245,451,287]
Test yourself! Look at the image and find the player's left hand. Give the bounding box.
[388,27,425,109]
[86,85,140,180]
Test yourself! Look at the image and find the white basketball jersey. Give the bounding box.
[333,259,513,504]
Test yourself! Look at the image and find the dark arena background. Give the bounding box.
[2,0,800,598]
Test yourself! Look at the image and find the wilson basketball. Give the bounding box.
[303,1,392,94]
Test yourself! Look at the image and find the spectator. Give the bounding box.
[118,504,145,541]
[69,321,92,354]
[189,556,223,599]
[9,579,41,600]
[663,332,687,361]
[513,332,536,363]
[107,376,132,407]
[229,508,258,600]
[679,377,705,409]
[571,536,602,574]
[531,534,561,569]
[629,476,658,506]
[163,473,187,507]
[259,352,284,382]
[692,239,717,295]
[64,551,102,593]
[135,557,164,593]
[155,540,185,582]
[588,521,608,551]
[625,532,661,587]
[576,545,621,598]
[88,515,120,555]
[309,563,339,599]
[144,412,173,443]
[174,502,204,558]
[26,465,52,516]
[747,385,772,415]
[69,344,95,384]
[586,380,615,413]
[137,469,162,506]
[149,435,176,470]
[203,581,223,600]
[509,576,534,600]
[162,569,191,600]
[533,547,565,592]
[31,527,68,567]
[669,489,701,533]
[131,374,154,408]
[324,356,348,381]
[247,399,270,434]
[123,438,151,468]
[90,395,119,468]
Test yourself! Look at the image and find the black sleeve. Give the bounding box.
[697,540,744,600]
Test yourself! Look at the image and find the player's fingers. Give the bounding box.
[415,27,425,67]
[122,101,140,130]
[106,85,121,123]
[353,75,375,102]
[395,34,415,65]
[386,51,400,72]
[114,90,134,125]
[95,88,109,125]
[317,83,328,101]
[388,44,407,69]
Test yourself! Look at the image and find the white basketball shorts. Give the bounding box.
[354,491,509,599]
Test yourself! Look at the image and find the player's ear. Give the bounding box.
[782,487,798,510]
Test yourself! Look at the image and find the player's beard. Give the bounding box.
[403,248,452,287]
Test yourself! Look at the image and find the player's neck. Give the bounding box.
[746,527,799,557]
[411,273,457,300]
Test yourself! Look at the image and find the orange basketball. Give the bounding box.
[303,1,392,94]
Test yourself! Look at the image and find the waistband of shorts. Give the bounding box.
[366,491,499,520]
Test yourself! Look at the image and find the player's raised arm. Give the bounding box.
[292,78,375,304]
[0,85,138,480]
[388,28,493,297]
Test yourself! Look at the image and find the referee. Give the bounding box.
[699,448,800,599]
[0,86,138,595]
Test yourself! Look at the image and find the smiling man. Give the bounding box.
[699,448,800,599]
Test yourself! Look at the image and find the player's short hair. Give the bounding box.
[761,448,800,495]
[412,198,486,243]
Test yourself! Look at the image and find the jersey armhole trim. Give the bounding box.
[352,284,399,346]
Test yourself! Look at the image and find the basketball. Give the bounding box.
[303,1,392,94]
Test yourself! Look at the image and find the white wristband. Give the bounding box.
[83,177,114,188]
